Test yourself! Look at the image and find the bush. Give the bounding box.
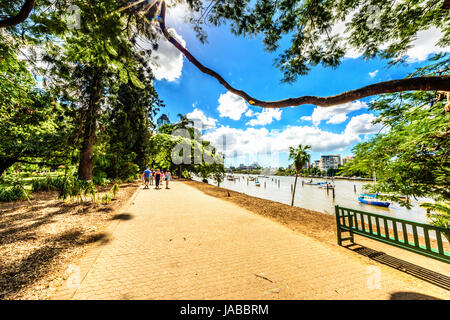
[101,193,112,204]
[31,175,65,192]
[110,182,120,198]
[0,185,30,202]
[182,169,192,179]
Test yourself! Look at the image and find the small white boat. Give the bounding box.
[319,183,335,189]
[255,180,261,187]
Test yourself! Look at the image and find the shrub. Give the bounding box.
[182,169,192,179]
[31,175,65,192]
[0,185,29,202]
[101,193,112,204]
[110,182,120,198]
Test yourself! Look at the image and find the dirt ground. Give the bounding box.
[0,182,139,300]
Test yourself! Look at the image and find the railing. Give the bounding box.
[335,205,450,264]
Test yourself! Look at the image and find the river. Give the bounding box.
[195,174,430,224]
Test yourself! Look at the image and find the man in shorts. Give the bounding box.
[143,167,151,189]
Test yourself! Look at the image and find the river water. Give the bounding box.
[195,174,430,224]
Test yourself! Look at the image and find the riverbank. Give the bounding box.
[0,182,140,300]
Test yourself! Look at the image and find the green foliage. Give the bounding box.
[182,169,192,179]
[213,172,224,187]
[342,57,449,210]
[110,182,120,198]
[101,192,113,205]
[420,202,450,242]
[288,145,311,173]
[0,175,31,203]
[0,42,74,175]
[31,175,65,192]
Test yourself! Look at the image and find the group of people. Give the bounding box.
[142,168,171,189]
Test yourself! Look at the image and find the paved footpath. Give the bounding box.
[53,181,450,300]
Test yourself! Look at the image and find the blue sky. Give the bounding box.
[150,5,448,168]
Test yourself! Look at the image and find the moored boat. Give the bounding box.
[358,195,390,207]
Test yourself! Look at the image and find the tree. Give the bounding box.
[96,66,163,179]
[37,1,159,180]
[5,1,449,109]
[136,0,449,109]
[175,113,195,129]
[341,57,449,230]
[289,144,311,206]
[419,202,450,242]
[0,42,74,175]
[343,57,449,203]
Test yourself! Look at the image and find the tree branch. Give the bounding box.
[156,1,450,108]
[0,0,36,28]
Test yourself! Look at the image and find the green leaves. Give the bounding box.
[129,72,146,89]
[104,41,118,56]
[343,56,450,203]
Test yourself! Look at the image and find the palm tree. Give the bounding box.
[289,144,311,206]
[175,113,194,130]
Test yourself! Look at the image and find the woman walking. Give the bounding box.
[165,170,171,189]
[154,169,161,189]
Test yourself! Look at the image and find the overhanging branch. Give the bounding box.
[0,0,36,28]
[155,1,450,108]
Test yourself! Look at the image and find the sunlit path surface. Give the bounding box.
[53,181,450,300]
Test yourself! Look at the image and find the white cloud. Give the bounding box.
[217,91,248,120]
[246,109,282,126]
[245,109,255,117]
[302,101,367,126]
[186,108,217,129]
[150,28,186,82]
[344,113,383,136]
[369,70,378,78]
[204,113,382,158]
[405,27,450,62]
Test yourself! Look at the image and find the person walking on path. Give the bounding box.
[143,167,151,189]
[165,170,171,189]
[150,169,154,185]
[154,169,161,189]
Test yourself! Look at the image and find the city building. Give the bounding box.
[311,160,320,169]
[319,154,341,171]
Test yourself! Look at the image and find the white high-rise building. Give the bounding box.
[319,155,341,171]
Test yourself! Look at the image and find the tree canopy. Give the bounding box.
[341,55,450,204]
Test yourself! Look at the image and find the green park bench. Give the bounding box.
[335,205,450,264]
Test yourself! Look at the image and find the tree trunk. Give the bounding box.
[291,172,298,206]
[0,157,17,176]
[78,67,104,181]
